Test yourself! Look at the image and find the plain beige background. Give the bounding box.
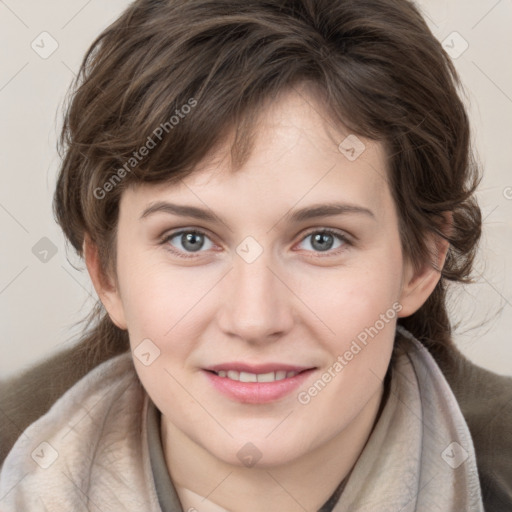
[0,0,511,378]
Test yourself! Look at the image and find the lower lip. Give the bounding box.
[203,369,315,404]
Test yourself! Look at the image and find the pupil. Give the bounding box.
[183,233,203,252]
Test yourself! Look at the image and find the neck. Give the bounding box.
[161,383,384,512]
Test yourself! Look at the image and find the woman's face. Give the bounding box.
[98,86,434,468]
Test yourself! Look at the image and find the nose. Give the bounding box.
[216,252,295,345]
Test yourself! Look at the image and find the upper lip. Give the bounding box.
[205,362,315,374]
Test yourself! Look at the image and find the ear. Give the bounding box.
[83,233,128,330]
[398,214,452,318]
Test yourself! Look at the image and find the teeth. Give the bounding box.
[215,370,300,382]
[257,372,275,383]
[239,371,257,383]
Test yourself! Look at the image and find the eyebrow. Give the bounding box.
[139,201,376,224]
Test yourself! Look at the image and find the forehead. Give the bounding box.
[120,87,393,226]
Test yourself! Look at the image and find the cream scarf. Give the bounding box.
[329,326,484,511]
[0,327,483,511]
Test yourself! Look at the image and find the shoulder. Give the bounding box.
[436,344,512,511]
[0,339,128,464]
[0,353,159,511]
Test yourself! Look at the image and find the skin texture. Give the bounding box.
[85,85,448,511]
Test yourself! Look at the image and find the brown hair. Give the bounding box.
[53,0,481,369]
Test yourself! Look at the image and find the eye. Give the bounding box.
[296,229,351,254]
[161,229,215,258]
[160,227,351,259]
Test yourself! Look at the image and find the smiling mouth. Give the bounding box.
[203,367,316,403]
[207,369,306,383]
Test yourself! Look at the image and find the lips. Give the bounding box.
[203,362,316,403]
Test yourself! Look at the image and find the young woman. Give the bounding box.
[1,0,511,510]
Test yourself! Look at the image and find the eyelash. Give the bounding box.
[159,227,352,260]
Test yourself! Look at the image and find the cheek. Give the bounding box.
[119,264,207,411]
[305,251,404,385]
[306,253,403,337]
[117,247,191,328]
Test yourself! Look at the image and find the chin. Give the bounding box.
[203,433,311,469]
